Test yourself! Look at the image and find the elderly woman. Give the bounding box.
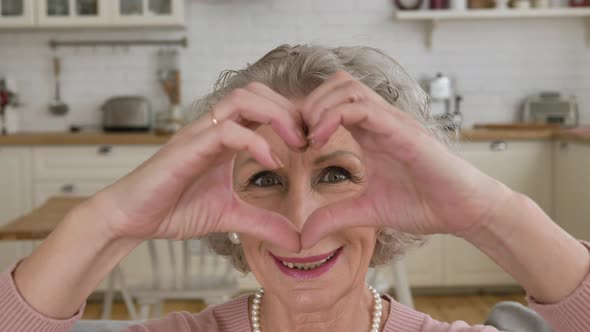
[1,44,589,332]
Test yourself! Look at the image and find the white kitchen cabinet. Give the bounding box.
[0,147,32,271]
[37,0,109,27]
[32,145,159,180]
[553,141,590,242]
[35,0,184,28]
[442,140,553,286]
[33,180,112,207]
[0,0,35,27]
[111,0,184,27]
[458,141,553,214]
[404,235,445,287]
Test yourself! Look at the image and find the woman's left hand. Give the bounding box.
[300,71,514,248]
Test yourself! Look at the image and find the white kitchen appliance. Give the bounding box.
[427,73,463,130]
[522,92,578,127]
[101,96,152,132]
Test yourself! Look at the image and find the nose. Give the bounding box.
[281,183,323,232]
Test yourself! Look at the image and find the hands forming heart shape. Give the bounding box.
[91,71,512,252]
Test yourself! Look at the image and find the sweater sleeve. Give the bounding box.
[0,260,85,332]
[418,240,590,332]
[526,240,590,332]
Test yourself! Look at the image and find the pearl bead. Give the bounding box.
[250,286,383,332]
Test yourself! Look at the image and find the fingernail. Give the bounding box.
[272,153,284,168]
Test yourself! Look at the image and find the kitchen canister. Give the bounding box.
[4,106,19,134]
[429,73,452,101]
[451,0,468,10]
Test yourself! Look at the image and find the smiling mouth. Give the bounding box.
[279,251,338,270]
[269,247,343,279]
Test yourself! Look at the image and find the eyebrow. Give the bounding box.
[313,150,361,165]
[236,150,361,170]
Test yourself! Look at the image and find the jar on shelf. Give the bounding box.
[430,0,449,9]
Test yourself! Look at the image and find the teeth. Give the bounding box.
[280,252,336,270]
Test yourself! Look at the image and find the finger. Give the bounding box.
[244,83,307,144]
[159,120,281,183]
[211,120,283,169]
[223,199,301,252]
[309,101,429,165]
[169,87,306,149]
[305,79,390,128]
[244,82,295,112]
[301,195,379,249]
[300,70,353,116]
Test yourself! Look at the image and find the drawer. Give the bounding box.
[33,146,160,180]
[33,180,114,207]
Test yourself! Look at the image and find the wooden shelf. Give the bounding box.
[394,8,590,48]
[395,7,590,20]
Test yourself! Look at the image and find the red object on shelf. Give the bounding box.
[430,0,449,9]
[570,0,590,6]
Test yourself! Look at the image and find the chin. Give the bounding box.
[280,285,345,313]
[258,245,360,312]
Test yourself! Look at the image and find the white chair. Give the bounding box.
[367,258,414,309]
[117,238,240,320]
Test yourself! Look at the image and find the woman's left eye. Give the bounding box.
[319,167,352,184]
[249,171,282,188]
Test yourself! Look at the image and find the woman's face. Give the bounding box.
[233,112,378,312]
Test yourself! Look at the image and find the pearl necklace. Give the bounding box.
[250,285,383,332]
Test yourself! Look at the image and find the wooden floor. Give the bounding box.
[83,292,527,326]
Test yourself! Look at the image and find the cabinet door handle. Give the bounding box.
[559,141,569,150]
[61,184,75,193]
[490,141,508,151]
[98,145,112,155]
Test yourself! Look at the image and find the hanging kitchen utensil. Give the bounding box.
[49,55,69,116]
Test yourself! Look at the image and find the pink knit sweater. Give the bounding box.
[1,244,590,332]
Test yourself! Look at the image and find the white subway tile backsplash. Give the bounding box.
[0,0,589,131]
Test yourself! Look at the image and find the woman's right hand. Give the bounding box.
[86,83,306,251]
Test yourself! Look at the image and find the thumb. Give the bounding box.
[223,199,301,253]
[301,195,377,249]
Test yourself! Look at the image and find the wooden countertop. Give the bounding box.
[0,197,86,240]
[0,132,173,146]
[0,128,589,146]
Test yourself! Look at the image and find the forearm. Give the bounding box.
[13,198,142,319]
[462,190,590,304]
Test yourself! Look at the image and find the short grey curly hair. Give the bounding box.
[192,44,448,273]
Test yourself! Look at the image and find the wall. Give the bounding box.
[0,0,589,132]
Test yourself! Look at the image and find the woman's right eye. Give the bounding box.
[249,171,281,188]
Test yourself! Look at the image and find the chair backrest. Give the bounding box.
[146,238,236,291]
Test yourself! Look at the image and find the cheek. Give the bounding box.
[239,236,265,272]
[237,191,284,213]
[342,227,378,264]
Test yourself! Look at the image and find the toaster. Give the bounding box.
[101,96,152,132]
[521,92,578,127]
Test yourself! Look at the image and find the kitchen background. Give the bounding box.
[1,0,590,326]
[1,0,589,131]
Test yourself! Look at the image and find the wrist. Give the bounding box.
[459,190,590,303]
[454,181,517,242]
[13,197,142,318]
[458,188,522,244]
